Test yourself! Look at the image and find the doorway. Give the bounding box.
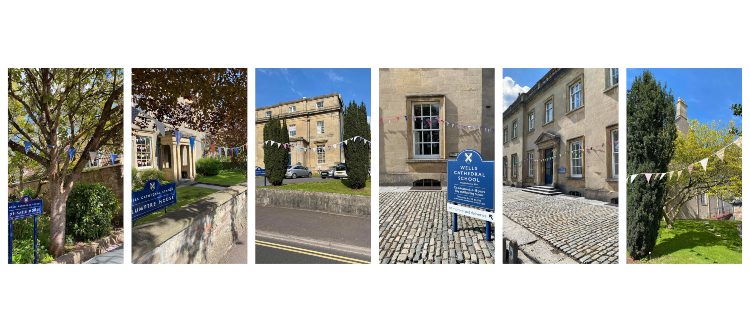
[544,148,553,185]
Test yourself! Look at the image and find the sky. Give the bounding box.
[627,68,742,127]
[256,68,371,121]
[502,68,550,110]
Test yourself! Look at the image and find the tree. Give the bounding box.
[342,101,371,189]
[8,68,123,257]
[131,68,247,153]
[663,120,741,227]
[730,103,742,135]
[263,117,287,185]
[626,70,677,260]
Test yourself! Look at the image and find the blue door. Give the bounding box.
[544,149,553,185]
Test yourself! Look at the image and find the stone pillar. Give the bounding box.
[188,145,195,179]
[172,143,180,181]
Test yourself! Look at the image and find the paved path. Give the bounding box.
[503,187,618,264]
[379,191,495,264]
[219,230,247,264]
[255,206,371,264]
[84,246,123,264]
[255,176,327,186]
[193,183,227,190]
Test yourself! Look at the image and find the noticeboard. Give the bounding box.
[132,179,177,221]
[447,149,495,211]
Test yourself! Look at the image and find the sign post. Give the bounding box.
[255,167,267,186]
[447,149,495,241]
[8,196,44,264]
[132,179,177,221]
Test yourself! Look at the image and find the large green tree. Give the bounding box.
[263,117,287,185]
[131,68,247,154]
[626,70,677,260]
[8,68,123,257]
[342,101,370,189]
[664,120,741,227]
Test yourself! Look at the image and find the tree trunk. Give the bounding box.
[47,176,70,257]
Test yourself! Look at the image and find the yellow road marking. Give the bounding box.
[256,240,369,264]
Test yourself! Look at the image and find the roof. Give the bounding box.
[256,93,342,111]
[503,68,567,118]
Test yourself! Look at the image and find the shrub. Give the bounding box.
[12,239,54,264]
[133,168,168,190]
[342,101,371,189]
[197,158,221,176]
[66,183,119,242]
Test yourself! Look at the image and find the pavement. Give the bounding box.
[255,206,371,264]
[84,246,123,264]
[193,183,227,190]
[255,176,330,186]
[219,230,248,264]
[379,191,495,264]
[503,187,619,264]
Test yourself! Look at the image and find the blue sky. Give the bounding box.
[502,68,550,110]
[256,68,371,118]
[627,68,742,127]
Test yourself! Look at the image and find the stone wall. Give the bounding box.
[9,164,124,225]
[132,184,248,264]
[256,188,370,217]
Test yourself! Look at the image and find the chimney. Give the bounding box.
[676,97,688,119]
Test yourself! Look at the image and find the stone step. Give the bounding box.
[523,185,563,196]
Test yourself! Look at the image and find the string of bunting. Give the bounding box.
[263,135,371,151]
[23,140,120,165]
[379,115,494,132]
[628,136,742,184]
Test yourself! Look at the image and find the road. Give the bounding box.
[255,206,371,264]
[255,176,332,186]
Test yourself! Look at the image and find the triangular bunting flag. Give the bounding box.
[154,120,165,136]
[630,174,638,183]
[715,148,726,161]
[89,151,98,162]
[24,141,32,154]
[110,153,117,165]
[699,158,709,171]
[68,147,76,160]
[645,173,653,182]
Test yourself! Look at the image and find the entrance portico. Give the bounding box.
[534,132,561,187]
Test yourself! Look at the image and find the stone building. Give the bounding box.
[503,68,619,203]
[255,93,344,172]
[673,98,741,220]
[132,117,208,182]
[379,68,495,186]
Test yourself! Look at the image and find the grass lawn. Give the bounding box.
[135,185,218,225]
[641,220,742,264]
[196,169,247,186]
[260,179,371,196]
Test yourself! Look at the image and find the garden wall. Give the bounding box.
[255,189,370,217]
[132,184,247,264]
[9,164,124,225]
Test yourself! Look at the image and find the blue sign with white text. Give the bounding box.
[132,179,177,221]
[447,149,494,211]
[9,196,43,220]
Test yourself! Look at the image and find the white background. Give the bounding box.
[0,1,748,320]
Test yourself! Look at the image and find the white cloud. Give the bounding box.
[502,76,530,110]
[326,70,344,82]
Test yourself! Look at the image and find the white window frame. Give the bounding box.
[611,129,619,179]
[511,154,518,178]
[503,127,508,143]
[265,110,272,118]
[136,135,152,168]
[570,139,583,178]
[289,124,296,137]
[609,68,619,87]
[412,102,440,159]
[317,120,325,134]
[289,105,296,113]
[316,101,324,109]
[527,152,535,177]
[545,99,553,124]
[512,120,518,139]
[316,144,325,164]
[528,111,535,131]
[569,81,583,111]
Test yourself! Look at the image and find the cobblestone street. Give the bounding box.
[503,187,619,264]
[379,191,495,264]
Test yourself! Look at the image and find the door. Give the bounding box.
[544,148,553,185]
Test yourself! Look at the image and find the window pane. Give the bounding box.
[414,105,422,117]
[414,117,422,130]
[431,143,439,155]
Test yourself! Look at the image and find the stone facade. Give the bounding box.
[255,93,344,172]
[132,120,208,182]
[379,68,495,186]
[256,189,370,217]
[503,68,619,203]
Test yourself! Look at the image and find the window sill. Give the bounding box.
[565,106,584,116]
[606,178,618,182]
[406,158,446,163]
[527,129,535,134]
[567,176,584,180]
[542,121,554,127]
[604,84,619,93]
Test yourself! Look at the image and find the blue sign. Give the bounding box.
[255,167,266,176]
[9,196,43,220]
[9,196,44,264]
[132,179,177,221]
[558,167,566,174]
[447,149,495,211]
